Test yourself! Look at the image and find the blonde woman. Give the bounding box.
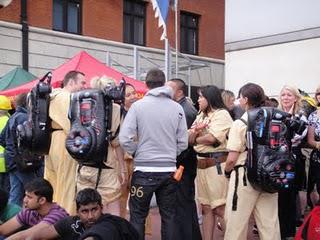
[76,76,126,216]
[278,85,307,238]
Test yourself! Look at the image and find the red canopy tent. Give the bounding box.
[0,51,147,97]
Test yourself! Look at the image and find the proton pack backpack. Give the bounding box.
[16,72,52,155]
[65,89,107,167]
[65,80,126,168]
[245,107,296,193]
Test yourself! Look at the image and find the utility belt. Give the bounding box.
[196,152,228,174]
[78,163,112,190]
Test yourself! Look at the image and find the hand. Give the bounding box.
[195,123,208,131]
[119,171,128,187]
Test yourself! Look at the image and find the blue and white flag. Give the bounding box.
[151,0,171,40]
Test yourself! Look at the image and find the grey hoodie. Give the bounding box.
[119,86,188,169]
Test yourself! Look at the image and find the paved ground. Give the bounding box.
[143,207,260,240]
[126,192,312,239]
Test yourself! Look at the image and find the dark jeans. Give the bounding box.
[129,171,178,240]
[174,173,202,240]
[0,172,10,193]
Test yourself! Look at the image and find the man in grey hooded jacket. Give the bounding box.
[119,68,188,240]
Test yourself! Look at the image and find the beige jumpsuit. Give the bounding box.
[44,88,77,215]
[224,113,280,240]
[193,109,232,209]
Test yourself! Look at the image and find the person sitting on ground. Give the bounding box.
[0,178,68,240]
[29,188,138,240]
[0,188,21,225]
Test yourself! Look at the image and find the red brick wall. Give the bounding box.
[0,0,224,59]
[82,0,122,41]
[146,0,224,59]
[180,0,225,59]
[28,0,52,29]
[0,0,20,23]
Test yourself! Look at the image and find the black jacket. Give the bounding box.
[176,97,198,176]
[0,107,28,171]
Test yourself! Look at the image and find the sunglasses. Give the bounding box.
[316,92,320,96]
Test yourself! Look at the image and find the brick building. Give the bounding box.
[0,0,225,91]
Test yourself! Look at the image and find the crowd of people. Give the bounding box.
[0,67,319,240]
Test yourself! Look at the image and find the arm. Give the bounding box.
[115,145,127,185]
[308,126,320,149]
[0,216,22,236]
[224,118,247,176]
[225,151,240,173]
[176,111,188,155]
[195,133,218,146]
[7,222,58,240]
[188,123,209,145]
[119,107,138,155]
[110,104,127,185]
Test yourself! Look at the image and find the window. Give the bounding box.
[123,0,146,46]
[53,0,81,34]
[180,12,199,55]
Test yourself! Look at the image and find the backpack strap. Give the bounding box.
[239,118,247,126]
[232,164,247,211]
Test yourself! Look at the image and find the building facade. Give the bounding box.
[225,0,320,96]
[0,0,225,94]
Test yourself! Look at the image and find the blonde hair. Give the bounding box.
[279,85,302,114]
[221,90,235,105]
[90,76,116,90]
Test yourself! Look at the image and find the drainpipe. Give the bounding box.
[20,0,28,71]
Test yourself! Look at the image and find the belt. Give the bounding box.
[196,152,227,174]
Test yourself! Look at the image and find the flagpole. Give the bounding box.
[175,0,178,78]
[165,38,171,81]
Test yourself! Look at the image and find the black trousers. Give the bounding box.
[278,188,296,238]
[129,171,178,240]
[173,172,202,240]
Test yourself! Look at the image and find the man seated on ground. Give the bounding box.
[29,188,138,240]
[0,178,68,239]
[0,188,21,225]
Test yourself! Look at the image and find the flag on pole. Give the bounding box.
[151,0,171,40]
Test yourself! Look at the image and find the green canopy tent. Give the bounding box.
[0,67,36,91]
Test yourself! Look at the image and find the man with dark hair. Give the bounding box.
[45,70,86,215]
[28,188,138,240]
[0,93,43,206]
[62,70,86,89]
[119,68,188,240]
[0,178,68,239]
[167,78,201,240]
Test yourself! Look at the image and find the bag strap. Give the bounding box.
[239,118,247,126]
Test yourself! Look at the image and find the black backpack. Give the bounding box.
[65,89,108,167]
[16,72,52,155]
[14,147,43,172]
[65,80,126,168]
[245,107,296,193]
